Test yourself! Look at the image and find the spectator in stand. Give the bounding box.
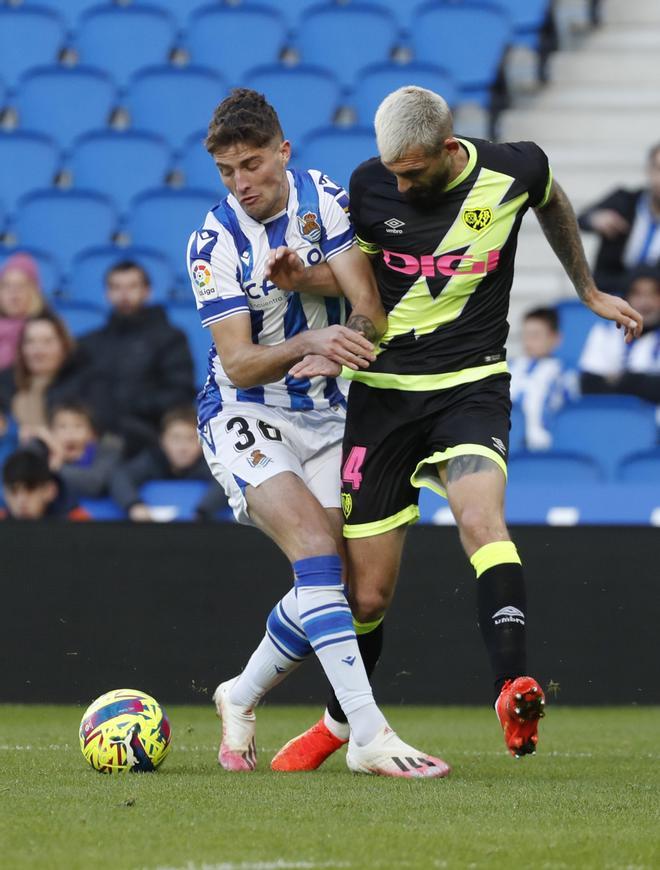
[510,307,569,450]
[580,266,660,404]
[0,312,93,442]
[1,440,90,521]
[79,261,195,456]
[578,142,660,293]
[0,253,48,371]
[39,401,122,499]
[110,405,228,522]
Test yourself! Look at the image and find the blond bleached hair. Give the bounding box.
[374,86,453,164]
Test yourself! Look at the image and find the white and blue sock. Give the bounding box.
[294,555,386,746]
[229,587,312,709]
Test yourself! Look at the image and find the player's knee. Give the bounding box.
[350,587,392,624]
[455,504,507,548]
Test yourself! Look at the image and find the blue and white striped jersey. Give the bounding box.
[187,168,355,426]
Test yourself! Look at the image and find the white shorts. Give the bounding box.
[201,402,346,525]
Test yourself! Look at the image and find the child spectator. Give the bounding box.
[580,266,660,404]
[44,402,123,499]
[1,441,90,521]
[0,312,94,441]
[110,406,228,521]
[0,253,48,371]
[79,261,195,455]
[510,307,568,450]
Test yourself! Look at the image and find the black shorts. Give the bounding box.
[340,374,511,538]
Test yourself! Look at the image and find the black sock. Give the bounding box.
[325,621,384,724]
[477,563,527,702]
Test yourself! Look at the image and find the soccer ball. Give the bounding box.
[79,688,172,773]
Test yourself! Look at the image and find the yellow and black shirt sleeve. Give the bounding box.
[349,159,382,256]
[510,140,553,209]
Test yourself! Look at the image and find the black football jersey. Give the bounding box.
[349,137,552,386]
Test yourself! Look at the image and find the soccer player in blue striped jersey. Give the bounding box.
[187,89,449,778]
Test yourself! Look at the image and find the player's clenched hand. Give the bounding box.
[589,209,630,240]
[264,246,305,289]
[302,325,376,370]
[290,354,342,379]
[585,288,643,343]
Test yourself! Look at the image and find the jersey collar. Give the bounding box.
[444,138,477,192]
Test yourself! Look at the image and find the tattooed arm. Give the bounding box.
[534,180,643,343]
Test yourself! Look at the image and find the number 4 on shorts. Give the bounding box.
[342,446,367,490]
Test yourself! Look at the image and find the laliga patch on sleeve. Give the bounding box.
[191,259,219,301]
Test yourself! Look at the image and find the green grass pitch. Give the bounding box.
[1,704,659,870]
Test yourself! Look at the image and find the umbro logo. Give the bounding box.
[274,665,287,673]
[341,655,356,666]
[491,436,506,455]
[493,606,525,626]
[384,217,405,234]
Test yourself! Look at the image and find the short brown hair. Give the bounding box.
[161,405,197,433]
[205,88,283,155]
[15,312,75,391]
[49,400,99,434]
[105,259,151,288]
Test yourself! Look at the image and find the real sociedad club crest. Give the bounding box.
[462,207,492,232]
[298,211,322,243]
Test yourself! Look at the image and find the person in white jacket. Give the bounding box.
[580,267,660,404]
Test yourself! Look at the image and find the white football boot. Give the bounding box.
[213,677,257,771]
[346,725,450,779]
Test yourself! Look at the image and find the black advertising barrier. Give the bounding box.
[1,522,657,705]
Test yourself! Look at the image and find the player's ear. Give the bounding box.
[280,139,291,167]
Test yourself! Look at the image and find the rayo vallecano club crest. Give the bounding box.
[462,207,492,232]
[298,211,322,243]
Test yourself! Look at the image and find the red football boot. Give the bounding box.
[495,676,545,758]
[271,718,348,772]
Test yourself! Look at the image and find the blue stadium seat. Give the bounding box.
[298,5,399,89]
[617,450,660,484]
[0,133,61,216]
[142,0,206,29]
[509,403,525,453]
[487,0,550,47]
[127,66,226,153]
[0,7,65,91]
[68,246,174,308]
[550,400,658,480]
[297,128,377,189]
[70,131,172,216]
[270,0,328,31]
[140,479,209,520]
[128,189,218,281]
[13,190,117,276]
[80,497,126,520]
[15,66,116,151]
[353,62,457,125]
[186,5,287,85]
[412,2,513,104]
[53,301,107,336]
[556,300,600,368]
[245,65,342,144]
[508,451,604,484]
[75,4,177,91]
[180,132,225,193]
[0,247,61,299]
[32,0,103,34]
[167,304,212,388]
